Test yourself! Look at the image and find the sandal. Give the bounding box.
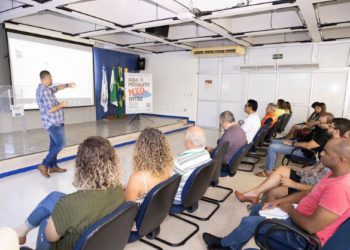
[255,171,272,177]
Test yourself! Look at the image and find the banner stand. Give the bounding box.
[125,72,153,125]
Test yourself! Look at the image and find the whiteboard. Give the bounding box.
[221,73,245,102]
[312,72,348,106]
[248,73,277,103]
[278,73,312,104]
[198,74,219,101]
[220,102,245,122]
[197,101,218,128]
[7,32,94,109]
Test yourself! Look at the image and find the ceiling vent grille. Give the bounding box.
[192,45,245,57]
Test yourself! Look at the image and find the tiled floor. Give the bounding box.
[0,116,184,160]
[0,128,268,250]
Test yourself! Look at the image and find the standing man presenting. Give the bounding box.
[36,70,75,178]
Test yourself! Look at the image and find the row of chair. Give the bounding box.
[74,135,259,249]
[74,160,224,249]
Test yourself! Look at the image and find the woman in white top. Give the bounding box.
[125,127,173,204]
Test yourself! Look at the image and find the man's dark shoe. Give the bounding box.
[50,166,67,173]
[38,164,50,178]
[203,233,223,247]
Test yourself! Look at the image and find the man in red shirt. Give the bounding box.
[203,138,350,249]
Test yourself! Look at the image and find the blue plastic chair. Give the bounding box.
[155,160,218,247]
[74,201,138,250]
[127,174,181,250]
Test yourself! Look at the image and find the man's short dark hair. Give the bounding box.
[40,70,51,80]
[311,102,320,109]
[333,118,350,137]
[247,99,258,112]
[220,111,235,123]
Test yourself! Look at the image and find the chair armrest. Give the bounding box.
[254,219,321,250]
[289,147,316,164]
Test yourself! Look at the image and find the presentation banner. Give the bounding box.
[125,73,153,114]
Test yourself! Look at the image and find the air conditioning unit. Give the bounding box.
[192,45,245,57]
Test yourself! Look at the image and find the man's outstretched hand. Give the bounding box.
[67,82,76,88]
[60,101,68,108]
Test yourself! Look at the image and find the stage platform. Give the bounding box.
[0,115,193,178]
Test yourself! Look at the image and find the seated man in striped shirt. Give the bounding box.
[173,126,211,204]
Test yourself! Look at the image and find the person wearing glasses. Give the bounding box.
[242,99,260,143]
[235,117,350,203]
[255,113,334,177]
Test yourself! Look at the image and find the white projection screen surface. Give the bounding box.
[7,32,94,109]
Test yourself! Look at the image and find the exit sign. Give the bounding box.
[273,54,283,59]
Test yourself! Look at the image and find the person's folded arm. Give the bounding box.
[282,205,339,234]
[263,190,309,209]
[293,182,313,191]
[294,140,320,150]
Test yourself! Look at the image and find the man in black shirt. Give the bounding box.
[256,113,333,177]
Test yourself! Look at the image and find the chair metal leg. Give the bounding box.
[239,156,260,172]
[238,162,255,172]
[140,238,163,250]
[180,199,220,221]
[154,214,199,247]
[202,185,233,203]
[246,151,266,157]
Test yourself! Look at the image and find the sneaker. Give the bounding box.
[38,164,50,178]
[50,166,67,173]
[203,233,223,247]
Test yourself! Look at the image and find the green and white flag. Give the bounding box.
[100,66,109,112]
[110,66,118,107]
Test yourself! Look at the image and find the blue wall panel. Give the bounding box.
[93,47,139,120]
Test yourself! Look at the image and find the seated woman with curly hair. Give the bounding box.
[125,127,173,204]
[14,136,124,250]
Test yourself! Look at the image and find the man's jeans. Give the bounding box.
[42,124,66,168]
[265,139,304,171]
[221,204,311,250]
[25,191,65,250]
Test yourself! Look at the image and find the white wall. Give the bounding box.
[0,27,96,133]
[145,41,350,130]
[197,42,350,130]
[143,51,198,121]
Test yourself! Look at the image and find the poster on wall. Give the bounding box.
[125,73,153,114]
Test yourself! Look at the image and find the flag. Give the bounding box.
[110,66,118,107]
[117,66,125,117]
[100,66,108,112]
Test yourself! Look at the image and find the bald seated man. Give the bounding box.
[203,138,350,250]
[173,126,211,204]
